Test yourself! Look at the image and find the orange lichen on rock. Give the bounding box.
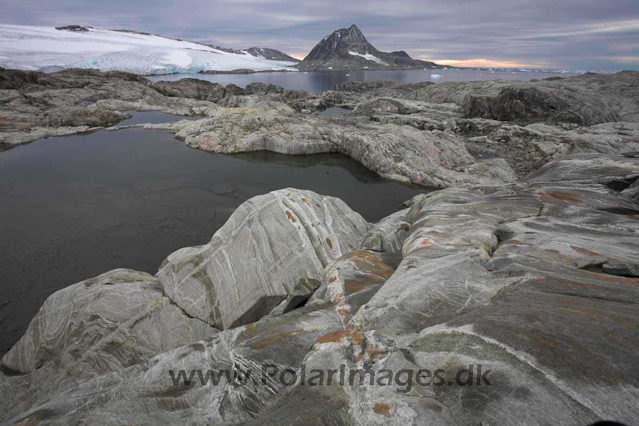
[373,402,391,416]
[314,328,365,346]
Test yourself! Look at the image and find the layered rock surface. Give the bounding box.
[2,155,639,425]
[2,68,638,186]
[1,68,639,425]
[156,188,370,329]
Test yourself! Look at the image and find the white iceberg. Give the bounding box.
[0,25,298,75]
[430,73,443,80]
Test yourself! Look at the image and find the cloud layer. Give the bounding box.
[4,0,638,70]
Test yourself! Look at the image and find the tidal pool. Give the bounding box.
[0,115,425,355]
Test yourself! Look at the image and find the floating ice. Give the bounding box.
[430,73,443,79]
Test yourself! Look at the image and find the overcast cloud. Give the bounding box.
[3,0,638,69]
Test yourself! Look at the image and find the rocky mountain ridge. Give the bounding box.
[244,47,300,62]
[299,24,441,71]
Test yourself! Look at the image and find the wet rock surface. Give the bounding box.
[1,68,639,425]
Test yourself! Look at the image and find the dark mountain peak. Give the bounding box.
[346,24,364,36]
[304,24,376,61]
[300,25,440,70]
[332,24,369,45]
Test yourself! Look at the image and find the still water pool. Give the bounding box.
[0,115,424,355]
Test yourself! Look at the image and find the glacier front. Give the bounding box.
[0,25,298,75]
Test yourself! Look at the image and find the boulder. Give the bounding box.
[0,269,217,417]
[156,188,370,329]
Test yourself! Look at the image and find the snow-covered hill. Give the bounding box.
[0,25,298,75]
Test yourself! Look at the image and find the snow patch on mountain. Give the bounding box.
[348,51,389,66]
[0,25,297,75]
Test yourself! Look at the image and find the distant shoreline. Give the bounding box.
[142,67,587,78]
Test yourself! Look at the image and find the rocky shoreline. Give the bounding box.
[1,68,638,425]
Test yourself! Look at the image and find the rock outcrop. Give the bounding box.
[2,68,638,186]
[2,68,639,425]
[2,155,638,425]
[244,47,300,63]
[157,189,370,329]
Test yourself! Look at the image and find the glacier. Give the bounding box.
[0,25,298,75]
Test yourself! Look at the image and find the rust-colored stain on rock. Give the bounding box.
[373,402,391,416]
[326,237,333,249]
[249,329,309,349]
[571,245,600,256]
[540,191,580,202]
[286,211,297,222]
[314,328,365,346]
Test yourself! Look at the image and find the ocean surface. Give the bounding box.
[0,113,424,356]
[147,68,581,92]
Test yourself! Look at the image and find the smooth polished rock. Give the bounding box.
[156,188,370,330]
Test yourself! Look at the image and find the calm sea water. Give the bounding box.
[0,116,424,355]
[147,68,580,92]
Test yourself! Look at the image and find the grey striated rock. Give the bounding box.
[250,155,639,426]
[154,78,233,102]
[308,250,395,326]
[2,156,639,424]
[350,186,544,331]
[0,125,95,145]
[0,68,220,146]
[156,188,370,329]
[2,68,637,189]
[0,266,385,425]
[461,84,620,125]
[147,100,516,188]
[359,209,411,268]
[336,71,639,125]
[266,278,321,318]
[1,269,217,374]
[0,269,218,420]
[2,68,639,424]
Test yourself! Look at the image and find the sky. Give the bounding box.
[3,0,638,70]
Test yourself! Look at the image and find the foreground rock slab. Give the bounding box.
[2,155,638,425]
